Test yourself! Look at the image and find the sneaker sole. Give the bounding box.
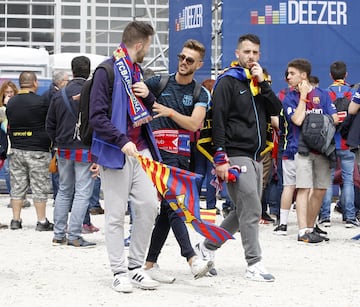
[112,284,133,293]
[52,241,67,246]
[245,273,275,282]
[194,261,214,280]
[130,281,159,290]
[67,244,96,249]
[297,239,325,244]
[273,231,287,236]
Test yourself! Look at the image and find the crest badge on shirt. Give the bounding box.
[312,97,320,104]
[182,95,193,106]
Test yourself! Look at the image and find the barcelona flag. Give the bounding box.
[137,154,234,245]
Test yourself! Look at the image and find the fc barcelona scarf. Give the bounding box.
[217,62,261,96]
[113,44,152,127]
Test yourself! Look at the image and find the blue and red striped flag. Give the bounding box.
[137,154,234,245]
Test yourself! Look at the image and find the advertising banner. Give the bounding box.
[169,0,212,82]
[222,1,360,92]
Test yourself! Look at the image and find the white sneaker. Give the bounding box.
[190,256,214,279]
[245,261,275,282]
[112,273,133,293]
[194,241,215,262]
[128,268,160,290]
[146,263,176,284]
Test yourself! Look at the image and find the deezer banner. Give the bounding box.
[169,0,212,82]
[222,1,360,92]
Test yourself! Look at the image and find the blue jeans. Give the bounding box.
[83,175,101,225]
[53,157,95,241]
[194,147,216,209]
[320,149,355,221]
[194,147,233,210]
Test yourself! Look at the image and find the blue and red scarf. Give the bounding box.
[215,62,261,96]
[113,44,152,127]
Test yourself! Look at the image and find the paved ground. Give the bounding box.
[0,195,359,307]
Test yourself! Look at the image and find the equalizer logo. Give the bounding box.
[250,1,347,25]
[175,4,203,31]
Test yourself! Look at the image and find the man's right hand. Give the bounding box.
[215,163,230,183]
[121,141,138,156]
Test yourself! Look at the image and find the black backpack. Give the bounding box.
[78,62,114,146]
[328,87,352,135]
[300,113,336,157]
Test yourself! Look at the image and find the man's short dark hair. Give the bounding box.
[71,56,90,79]
[183,39,206,60]
[238,34,261,46]
[287,58,312,78]
[330,61,347,80]
[122,21,155,47]
[19,71,37,89]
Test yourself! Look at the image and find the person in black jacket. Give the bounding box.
[46,56,98,248]
[6,71,53,231]
[195,34,281,282]
[42,70,69,205]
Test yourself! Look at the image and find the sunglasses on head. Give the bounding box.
[177,53,196,65]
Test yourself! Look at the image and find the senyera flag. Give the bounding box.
[136,154,234,245]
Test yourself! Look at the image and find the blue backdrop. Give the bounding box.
[222,0,360,93]
[169,0,212,82]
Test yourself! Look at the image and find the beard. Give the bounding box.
[136,49,145,63]
[177,64,196,76]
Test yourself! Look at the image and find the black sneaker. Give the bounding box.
[222,207,232,218]
[298,232,325,243]
[334,204,343,214]
[52,237,67,246]
[10,219,22,230]
[314,224,328,236]
[0,222,8,229]
[345,219,360,228]
[36,218,54,231]
[67,237,96,248]
[273,224,287,236]
[318,218,331,227]
[261,212,275,223]
[207,267,218,277]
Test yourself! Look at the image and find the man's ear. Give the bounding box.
[196,61,204,71]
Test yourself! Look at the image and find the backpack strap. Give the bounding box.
[193,81,202,103]
[154,74,202,103]
[154,74,171,99]
[97,62,115,96]
[61,87,77,119]
[94,61,115,115]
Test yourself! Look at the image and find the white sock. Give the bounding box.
[279,209,290,225]
[298,228,307,236]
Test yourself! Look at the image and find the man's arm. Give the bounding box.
[152,103,206,132]
[348,89,360,115]
[45,95,57,142]
[89,67,130,149]
[349,101,360,115]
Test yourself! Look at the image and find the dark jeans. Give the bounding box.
[146,200,196,262]
[146,150,195,262]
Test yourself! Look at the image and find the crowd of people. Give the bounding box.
[1,20,360,293]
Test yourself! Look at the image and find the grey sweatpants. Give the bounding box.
[101,149,158,275]
[205,156,263,266]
